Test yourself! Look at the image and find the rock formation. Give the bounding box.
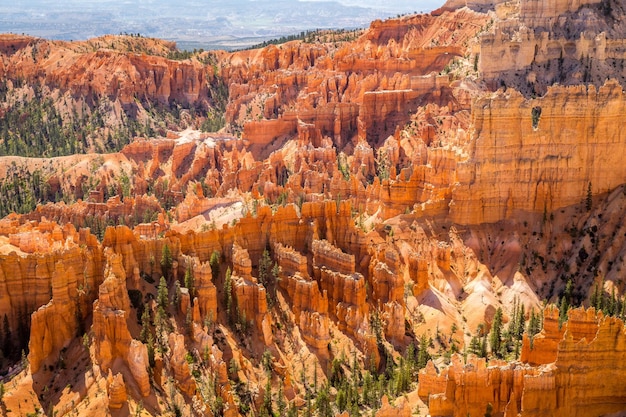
[167,333,197,396]
[92,249,150,397]
[28,260,80,373]
[107,371,128,410]
[421,307,626,417]
[231,243,273,345]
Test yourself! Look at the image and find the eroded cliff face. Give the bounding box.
[220,8,488,151]
[421,307,626,417]
[450,81,626,224]
[0,34,209,108]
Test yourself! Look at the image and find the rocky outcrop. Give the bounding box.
[28,261,80,373]
[312,239,355,276]
[368,248,405,343]
[193,259,218,322]
[520,305,564,365]
[220,7,487,151]
[230,243,273,345]
[273,242,309,279]
[273,243,332,351]
[0,36,209,108]
[421,307,626,417]
[0,220,103,372]
[168,333,197,397]
[520,0,602,25]
[92,249,150,397]
[107,371,128,410]
[375,395,411,417]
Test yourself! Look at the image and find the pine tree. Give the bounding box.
[516,303,526,339]
[287,401,298,417]
[468,336,482,356]
[608,287,617,316]
[184,264,194,297]
[316,383,333,417]
[485,402,493,417]
[559,279,573,326]
[224,267,233,321]
[157,276,169,310]
[140,307,151,343]
[527,309,542,348]
[558,296,569,327]
[209,250,220,279]
[591,283,600,309]
[261,379,273,417]
[161,244,173,280]
[277,384,286,416]
[490,308,503,358]
[336,384,348,412]
[147,332,155,367]
[417,334,431,368]
[173,280,182,309]
[259,249,272,286]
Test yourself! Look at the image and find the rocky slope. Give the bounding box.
[1,0,626,415]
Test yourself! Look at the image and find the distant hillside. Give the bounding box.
[0,0,443,50]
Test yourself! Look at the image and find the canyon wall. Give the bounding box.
[450,81,626,224]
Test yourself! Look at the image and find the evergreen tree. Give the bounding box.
[184,264,194,297]
[336,384,348,412]
[527,309,542,343]
[157,276,169,310]
[490,308,503,358]
[468,336,482,356]
[258,249,272,286]
[140,307,151,343]
[517,303,526,339]
[261,379,273,417]
[224,267,233,321]
[173,280,182,309]
[147,332,155,367]
[161,244,173,280]
[558,296,569,327]
[591,279,605,311]
[608,287,617,316]
[277,384,287,417]
[316,383,333,417]
[417,334,431,368]
[559,279,573,326]
[210,250,220,279]
[287,401,298,417]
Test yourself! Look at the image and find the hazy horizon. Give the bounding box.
[0,0,447,50]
